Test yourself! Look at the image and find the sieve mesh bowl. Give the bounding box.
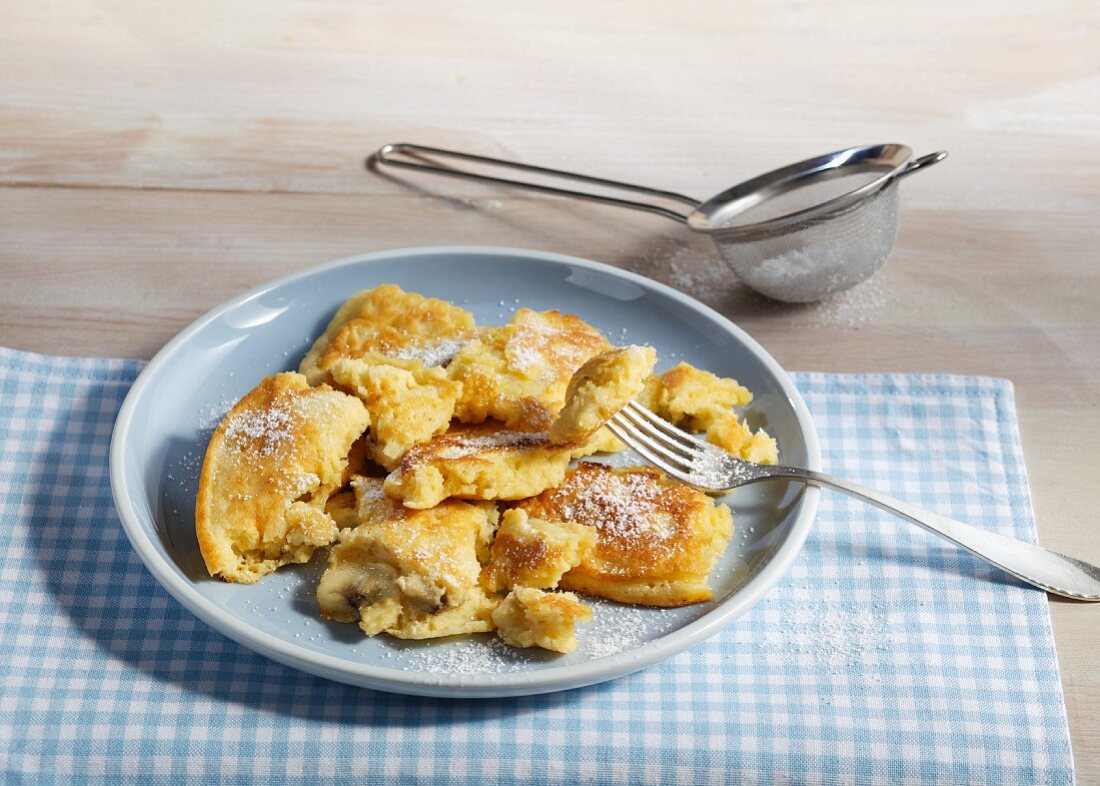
[714,185,900,303]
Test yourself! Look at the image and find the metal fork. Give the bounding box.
[607,401,1100,601]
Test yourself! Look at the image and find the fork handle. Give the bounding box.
[758,466,1100,601]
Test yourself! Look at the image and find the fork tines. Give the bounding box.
[607,402,721,488]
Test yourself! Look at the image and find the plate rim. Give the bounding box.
[109,245,821,698]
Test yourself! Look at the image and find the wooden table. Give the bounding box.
[2,0,1097,777]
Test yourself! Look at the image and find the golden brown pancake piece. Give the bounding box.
[640,362,752,416]
[549,345,657,444]
[492,587,592,653]
[324,490,359,531]
[516,462,733,606]
[299,285,473,468]
[639,362,778,464]
[447,308,611,430]
[480,508,597,593]
[328,360,462,470]
[316,477,498,639]
[382,422,581,510]
[299,284,476,386]
[196,372,370,583]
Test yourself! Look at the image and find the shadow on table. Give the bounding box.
[23,380,611,727]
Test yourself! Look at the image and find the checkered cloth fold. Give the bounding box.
[0,348,1074,785]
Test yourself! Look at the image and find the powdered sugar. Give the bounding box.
[388,337,467,367]
[385,599,684,674]
[505,324,591,379]
[352,477,388,504]
[556,469,671,544]
[223,404,296,457]
[763,597,892,676]
[688,448,736,490]
[795,273,896,328]
[506,326,551,371]
[199,399,236,432]
[581,602,678,659]
[387,634,538,674]
[738,245,860,303]
[284,473,319,499]
[434,430,549,460]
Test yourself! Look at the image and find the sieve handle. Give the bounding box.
[373,143,700,223]
[894,150,949,181]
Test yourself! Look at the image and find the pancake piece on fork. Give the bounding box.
[549,344,656,445]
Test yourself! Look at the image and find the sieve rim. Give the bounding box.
[688,143,912,240]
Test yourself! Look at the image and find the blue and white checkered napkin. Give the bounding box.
[0,348,1074,785]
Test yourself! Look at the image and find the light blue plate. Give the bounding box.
[110,246,821,697]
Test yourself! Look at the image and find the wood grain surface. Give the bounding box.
[2,0,1098,777]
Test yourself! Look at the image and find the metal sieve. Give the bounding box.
[373,143,946,303]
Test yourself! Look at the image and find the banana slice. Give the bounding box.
[317,477,498,639]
